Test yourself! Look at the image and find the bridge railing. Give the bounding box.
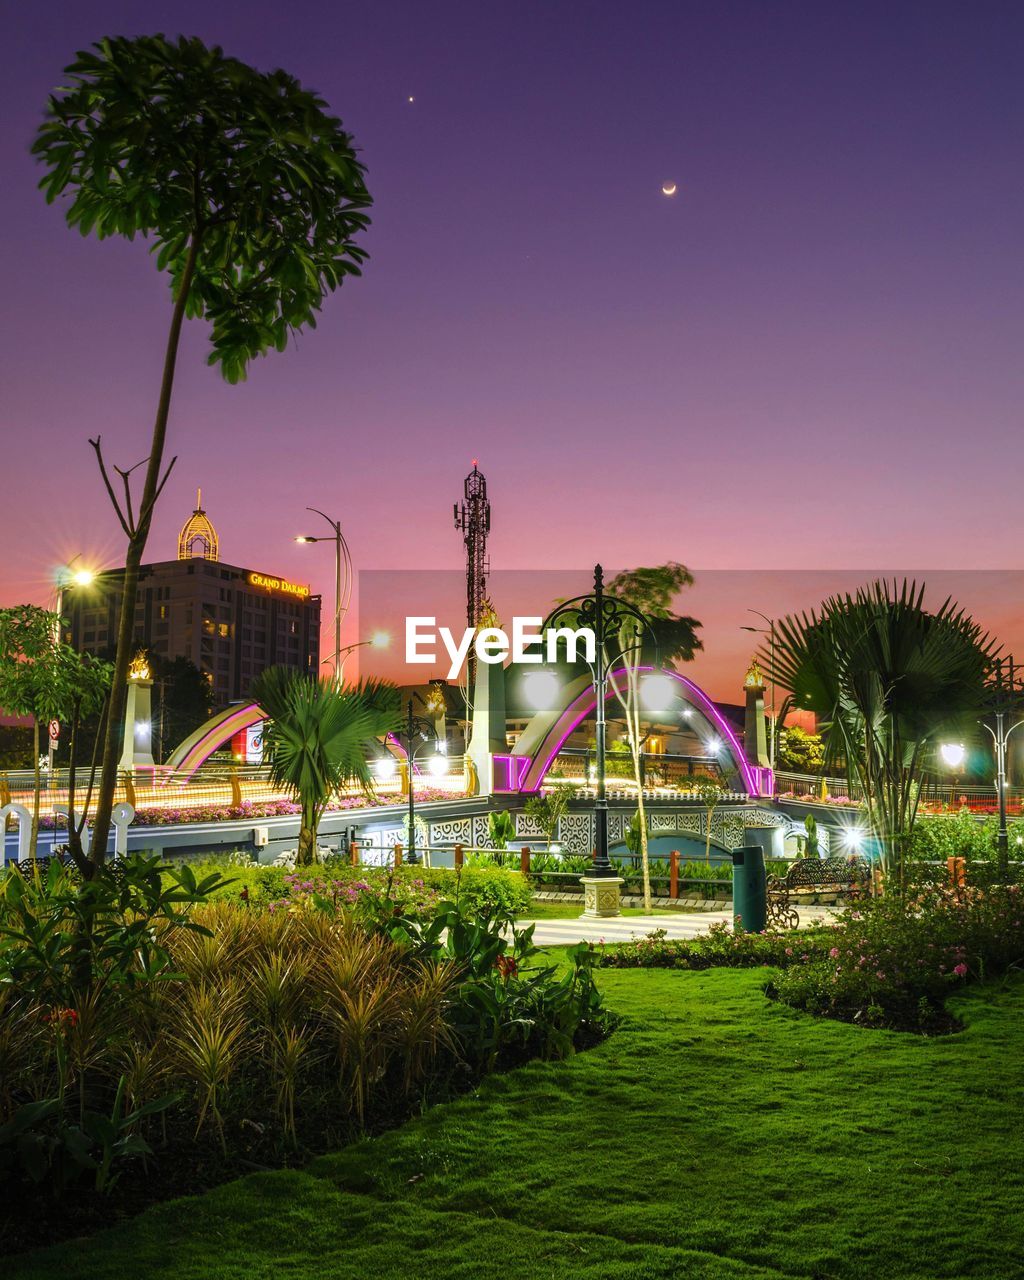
[775,770,1019,814]
[549,746,729,788]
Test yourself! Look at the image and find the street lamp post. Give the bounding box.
[540,564,658,879]
[50,559,95,782]
[986,658,1024,879]
[336,632,390,684]
[741,610,777,771]
[295,509,352,683]
[392,698,443,866]
[943,656,1024,881]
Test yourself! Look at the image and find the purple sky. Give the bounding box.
[3,2,1023,698]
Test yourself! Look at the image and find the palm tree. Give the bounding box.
[764,580,996,886]
[253,671,400,866]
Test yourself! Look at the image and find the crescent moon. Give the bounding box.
[662,182,677,196]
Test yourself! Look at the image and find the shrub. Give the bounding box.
[598,921,821,970]
[771,883,1024,1030]
[182,859,534,920]
[0,854,587,1221]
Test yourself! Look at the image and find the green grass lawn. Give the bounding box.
[9,967,1024,1279]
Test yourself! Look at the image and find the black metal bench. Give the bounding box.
[766,855,869,928]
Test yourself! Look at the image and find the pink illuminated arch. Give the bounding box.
[163,702,267,780]
[511,666,771,797]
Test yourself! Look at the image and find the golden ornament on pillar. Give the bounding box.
[128,651,151,682]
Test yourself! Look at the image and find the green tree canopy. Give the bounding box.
[34,34,371,382]
[0,606,112,858]
[606,563,703,667]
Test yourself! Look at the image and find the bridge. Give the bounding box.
[4,658,1005,864]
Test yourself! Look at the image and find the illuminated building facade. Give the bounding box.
[65,495,321,705]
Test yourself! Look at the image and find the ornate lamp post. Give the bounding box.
[943,656,1024,881]
[392,698,444,866]
[540,565,658,912]
[986,657,1024,879]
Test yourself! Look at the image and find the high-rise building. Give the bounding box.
[65,493,321,706]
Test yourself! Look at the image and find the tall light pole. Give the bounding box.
[295,509,352,683]
[391,698,443,866]
[50,559,95,781]
[986,657,1024,880]
[741,610,777,772]
[942,656,1024,881]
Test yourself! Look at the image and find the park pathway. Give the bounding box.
[519,904,835,945]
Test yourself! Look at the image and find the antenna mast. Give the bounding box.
[454,461,491,685]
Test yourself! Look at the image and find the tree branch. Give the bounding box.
[89,437,134,539]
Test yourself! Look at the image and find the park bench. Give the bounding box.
[766,855,869,928]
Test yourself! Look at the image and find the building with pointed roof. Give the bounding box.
[65,493,320,712]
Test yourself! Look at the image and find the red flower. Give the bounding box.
[44,1007,79,1028]
[495,954,518,980]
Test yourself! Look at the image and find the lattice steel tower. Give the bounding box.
[454,460,491,635]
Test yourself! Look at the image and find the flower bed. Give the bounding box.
[36,789,457,829]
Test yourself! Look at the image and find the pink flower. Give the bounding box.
[829,947,840,959]
[953,963,968,977]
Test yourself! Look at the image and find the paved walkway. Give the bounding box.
[520,905,836,946]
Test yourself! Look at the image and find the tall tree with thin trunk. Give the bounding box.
[606,565,702,912]
[33,35,372,870]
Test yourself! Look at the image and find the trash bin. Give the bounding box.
[731,845,766,933]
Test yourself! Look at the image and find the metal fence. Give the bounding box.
[347,839,739,899]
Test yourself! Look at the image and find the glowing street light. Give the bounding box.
[373,754,397,781]
[640,671,676,715]
[335,630,390,683]
[523,669,561,711]
[940,742,966,769]
[49,558,97,781]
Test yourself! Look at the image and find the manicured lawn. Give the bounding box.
[8,967,1024,1279]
